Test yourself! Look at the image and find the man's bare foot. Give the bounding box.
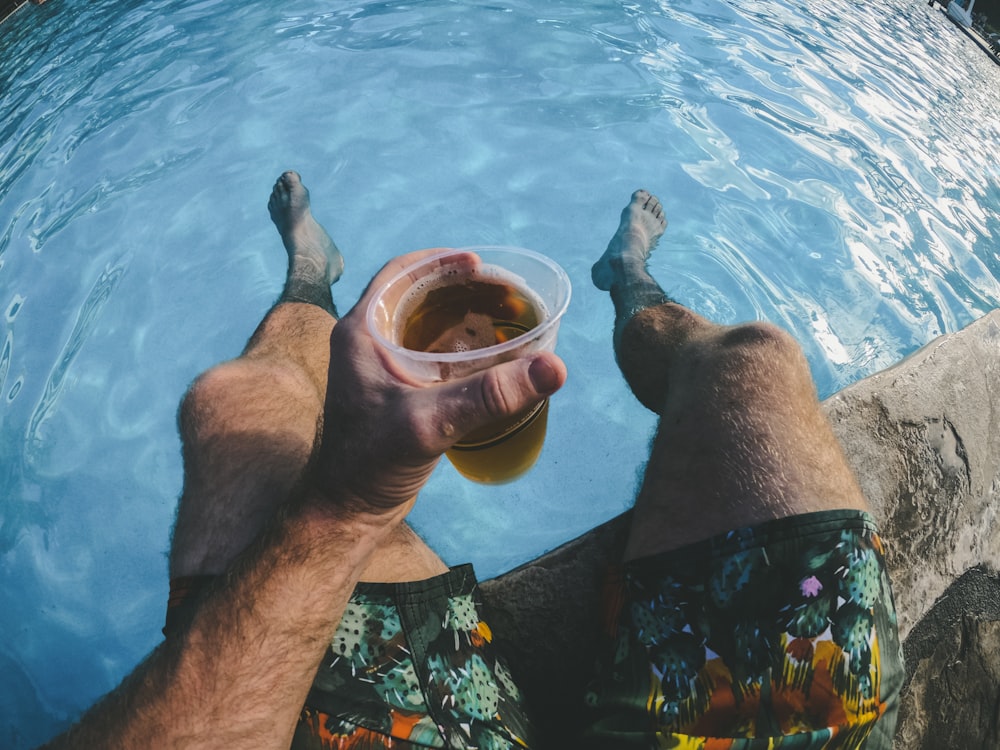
[269,171,345,289]
[591,189,667,291]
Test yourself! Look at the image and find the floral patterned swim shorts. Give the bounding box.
[166,510,902,749]
[581,509,904,749]
[166,565,532,749]
[291,564,532,750]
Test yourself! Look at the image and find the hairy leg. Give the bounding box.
[594,190,868,560]
[169,172,447,581]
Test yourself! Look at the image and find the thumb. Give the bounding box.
[428,353,567,453]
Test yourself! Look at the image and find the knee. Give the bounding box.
[714,321,809,378]
[179,360,322,441]
[177,365,239,441]
[178,362,274,436]
[719,321,799,354]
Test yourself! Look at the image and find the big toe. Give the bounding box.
[269,171,310,221]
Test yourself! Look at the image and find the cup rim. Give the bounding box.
[366,245,572,364]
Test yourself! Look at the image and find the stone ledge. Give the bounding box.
[481,309,1000,748]
[896,567,1000,749]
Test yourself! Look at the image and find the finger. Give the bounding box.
[421,352,567,453]
[383,247,455,276]
[353,248,484,317]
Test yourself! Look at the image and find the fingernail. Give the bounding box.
[529,356,560,394]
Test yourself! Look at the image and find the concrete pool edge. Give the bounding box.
[481,307,1000,747]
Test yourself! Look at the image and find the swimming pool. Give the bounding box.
[2,0,999,743]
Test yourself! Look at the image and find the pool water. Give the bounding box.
[2,0,999,743]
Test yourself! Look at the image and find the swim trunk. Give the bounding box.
[581,509,904,749]
[165,565,534,749]
[165,509,902,749]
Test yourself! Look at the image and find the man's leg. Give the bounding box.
[169,170,447,583]
[584,190,902,747]
[592,189,868,558]
[168,173,534,750]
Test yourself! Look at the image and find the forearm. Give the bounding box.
[43,495,407,750]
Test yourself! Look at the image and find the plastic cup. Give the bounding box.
[367,246,571,484]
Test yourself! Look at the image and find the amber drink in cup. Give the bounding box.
[367,246,571,484]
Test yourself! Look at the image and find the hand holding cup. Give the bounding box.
[311,248,568,515]
[367,246,572,484]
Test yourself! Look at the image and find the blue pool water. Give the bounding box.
[2,0,999,743]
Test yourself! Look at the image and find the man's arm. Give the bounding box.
[44,498,408,750]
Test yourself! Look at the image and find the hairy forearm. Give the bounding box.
[42,496,407,750]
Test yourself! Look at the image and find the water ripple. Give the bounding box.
[0,329,12,407]
[25,260,127,466]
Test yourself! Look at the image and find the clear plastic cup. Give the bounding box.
[367,246,571,483]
